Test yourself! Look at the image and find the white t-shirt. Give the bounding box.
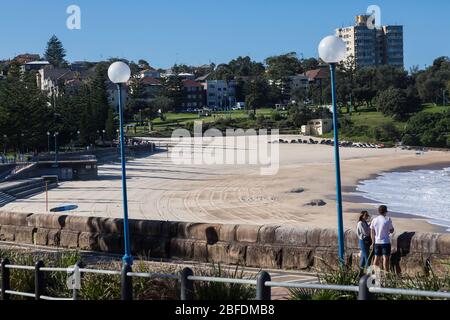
[370,215,394,244]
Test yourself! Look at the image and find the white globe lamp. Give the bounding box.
[108,61,131,84]
[318,35,347,64]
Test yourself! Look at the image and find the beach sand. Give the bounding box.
[2,135,450,234]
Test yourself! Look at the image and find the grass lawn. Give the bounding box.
[129,108,277,136]
[421,104,449,114]
[349,110,406,130]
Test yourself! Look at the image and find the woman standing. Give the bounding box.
[357,211,372,271]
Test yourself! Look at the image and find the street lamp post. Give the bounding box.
[318,35,347,264]
[108,61,133,266]
[54,132,59,166]
[77,130,81,149]
[47,132,51,153]
[2,134,7,158]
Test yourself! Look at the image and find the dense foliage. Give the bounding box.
[1,34,450,152]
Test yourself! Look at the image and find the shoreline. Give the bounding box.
[346,159,450,234]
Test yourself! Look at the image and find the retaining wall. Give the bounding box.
[0,211,449,275]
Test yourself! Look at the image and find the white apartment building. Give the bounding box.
[336,15,404,68]
[205,80,237,109]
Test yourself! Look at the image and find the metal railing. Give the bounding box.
[1,258,449,301]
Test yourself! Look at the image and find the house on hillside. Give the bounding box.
[181,79,206,111]
[205,80,237,110]
[36,66,76,95]
[302,67,329,84]
[14,54,41,65]
[21,61,51,73]
[139,69,161,79]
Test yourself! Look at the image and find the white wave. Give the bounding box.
[356,167,450,229]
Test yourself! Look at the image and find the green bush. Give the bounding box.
[194,264,256,300]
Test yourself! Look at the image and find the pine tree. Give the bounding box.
[90,63,110,131]
[105,107,117,141]
[44,35,67,67]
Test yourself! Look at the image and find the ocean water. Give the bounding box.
[356,167,450,230]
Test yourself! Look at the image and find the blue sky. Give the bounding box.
[1,0,449,69]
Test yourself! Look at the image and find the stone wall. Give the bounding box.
[0,211,449,275]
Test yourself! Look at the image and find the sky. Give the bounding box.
[1,0,449,70]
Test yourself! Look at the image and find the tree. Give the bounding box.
[44,35,67,67]
[416,56,450,103]
[138,59,150,69]
[160,76,183,111]
[403,112,450,147]
[0,66,52,152]
[300,58,319,72]
[243,77,271,112]
[105,107,117,141]
[152,96,174,114]
[211,56,265,81]
[288,105,312,127]
[375,88,419,120]
[265,52,303,80]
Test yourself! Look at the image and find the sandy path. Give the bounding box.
[3,135,450,233]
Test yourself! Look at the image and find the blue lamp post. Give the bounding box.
[318,35,347,264]
[108,61,133,266]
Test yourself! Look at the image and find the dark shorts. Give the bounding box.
[374,244,391,257]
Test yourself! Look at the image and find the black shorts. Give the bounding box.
[374,244,391,257]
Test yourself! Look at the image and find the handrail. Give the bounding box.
[369,287,450,299]
[266,281,360,292]
[188,276,257,286]
[1,261,449,301]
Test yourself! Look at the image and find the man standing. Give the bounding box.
[371,205,395,271]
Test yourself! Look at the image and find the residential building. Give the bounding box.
[36,66,76,95]
[195,73,212,83]
[70,61,95,72]
[0,61,8,79]
[36,65,95,96]
[336,15,404,68]
[21,61,51,73]
[289,74,310,91]
[303,67,329,84]
[14,54,40,65]
[181,79,206,110]
[136,77,163,100]
[178,73,196,80]
[205,80,237,110]
[301,119,332,136]
[139,69,161,79]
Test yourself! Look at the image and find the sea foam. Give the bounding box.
[356,167,450,230]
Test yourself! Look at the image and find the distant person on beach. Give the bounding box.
[371,205,395,271]
[356,211,372,271]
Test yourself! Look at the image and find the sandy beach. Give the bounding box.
[2,135,450,234]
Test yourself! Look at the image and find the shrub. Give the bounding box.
[194,264,256,300]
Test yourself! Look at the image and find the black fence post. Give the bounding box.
[121,263,133,301]
[358,275,374,300]
[1,258,11,301]
[35,260,45,300]
[180,267,194,301]
[256,271,271,300]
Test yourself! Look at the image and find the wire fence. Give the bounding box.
[1,258,450,301]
